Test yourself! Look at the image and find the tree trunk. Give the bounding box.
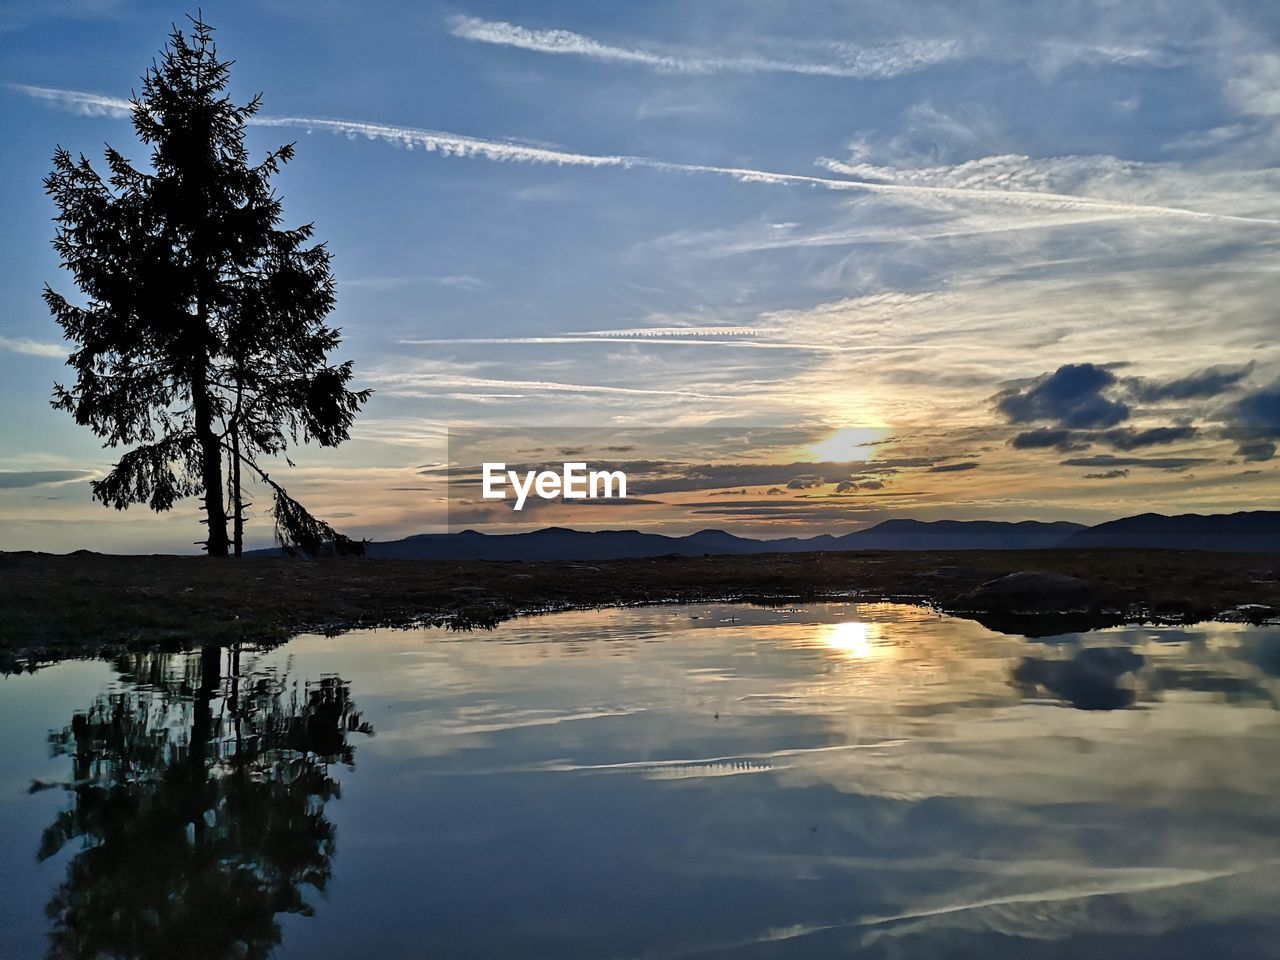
[231,420,243,557]
[193,363,229,557]
[187,643,222,843]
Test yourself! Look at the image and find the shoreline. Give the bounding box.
[4,548,1279,669]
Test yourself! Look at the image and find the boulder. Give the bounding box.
[1222,603,1279,624]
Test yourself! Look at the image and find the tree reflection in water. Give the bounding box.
[37,644,373,960]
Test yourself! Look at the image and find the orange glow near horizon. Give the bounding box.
[806,427,884,464]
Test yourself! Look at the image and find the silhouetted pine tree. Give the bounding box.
[45,16,369,557]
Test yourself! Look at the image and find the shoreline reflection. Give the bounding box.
[1,605,1276,959]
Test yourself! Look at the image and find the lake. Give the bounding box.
[2,602,1278,959]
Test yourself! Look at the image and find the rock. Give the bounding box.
[1221,603,1279,624]
[959,570,1101,613]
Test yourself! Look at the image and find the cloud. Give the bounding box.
[341,274,488,291]
[817,151,1280,225]
[1127,362,1256,402]
[368,370,731,402]
[0,470,93,489]
[1060,454,1211,471]
[995,364,1130,429]
[446,17,1184,85]
[1222,378,1280,437]
[1236,440,1277,462]
[583,461,914,496]
[1221,378,1280,460]
[20,86,1280,228]
[447,16,961,80]
[1083,469,1130,479]
[401,334,931,354]
[12,83,131,116]
[1011,423,1198,453]
[1094,424,1198,450]
[1009,428,1081,451]
[0,334,65,358]
[927,461,980,473]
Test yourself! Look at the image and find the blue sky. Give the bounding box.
[2,0,1279,551]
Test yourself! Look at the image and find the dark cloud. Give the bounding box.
[1009,427,1081,450]
[995,364,1130,429]
[1095,424,1198,450]
[451,460,821,495]
[928,461,980,473]
[1236,440,1277,462]
[786,475,826,489]
[1127,362,1255,402]
[1083,469,1130,479]
[1221,378,1280,462]
[1060,454,1211,471]
[0,470,93,489]
[865,457,941,470]
[1011,422,1197,454]
[829,477,886,493]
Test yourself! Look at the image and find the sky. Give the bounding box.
[1,0,1279,552]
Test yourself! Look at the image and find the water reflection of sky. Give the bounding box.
[1,603,1278,959]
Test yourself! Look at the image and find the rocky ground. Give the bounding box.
[2,548,1278,669]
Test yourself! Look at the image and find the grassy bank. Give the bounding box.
[3,547,1278,667]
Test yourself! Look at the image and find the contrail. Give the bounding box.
[448,15,962,80]
[398,336,937,352]
[18,84,1280,227]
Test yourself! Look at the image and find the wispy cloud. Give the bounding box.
[447,17,1178,82]
[21,84,1280,229]
[366,370,733,402]
[0,334,65,358]
[399,335,933,353]
[0,469,93,489]
[447,16,961,80]
[14,83,130,116]
[341,274,488,291]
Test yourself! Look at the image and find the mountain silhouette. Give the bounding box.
[1060,511,1280,552]
[246,512,1277,561]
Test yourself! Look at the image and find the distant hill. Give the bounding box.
[1061,511,1280,553]
[247,512,1278,560]
[836,519,1086,551]
[263,518,1085,561]
[359,527,758,561]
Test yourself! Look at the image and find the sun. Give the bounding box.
[807,427,882,464]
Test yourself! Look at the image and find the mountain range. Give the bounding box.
[262,511,1276,560]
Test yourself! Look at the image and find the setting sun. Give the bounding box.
[807,427,883,464]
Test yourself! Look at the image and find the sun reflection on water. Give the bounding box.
[822,620,890,659]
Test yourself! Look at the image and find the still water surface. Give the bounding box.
[2,603,1279,959]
